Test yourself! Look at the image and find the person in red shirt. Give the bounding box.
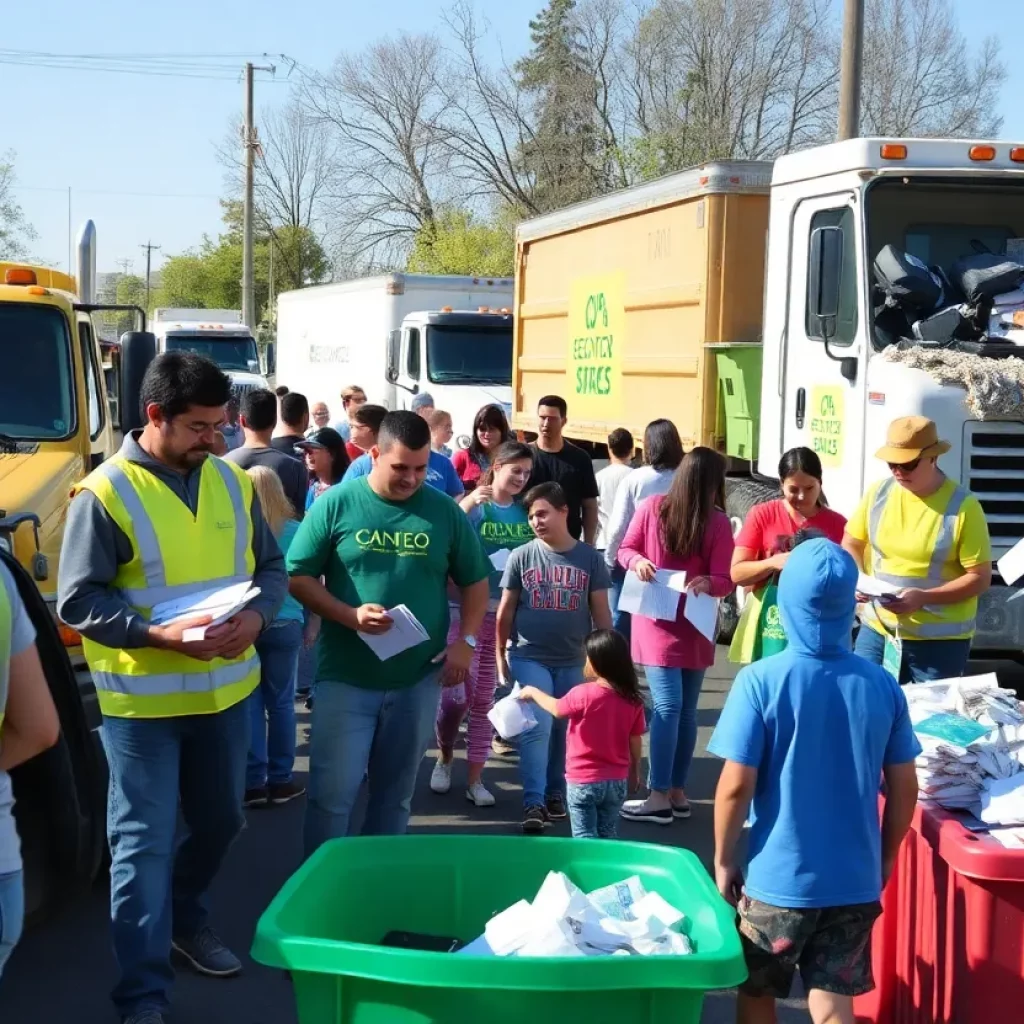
[517,629,645,839]
[731,447,847,590]
[452,404,510,490]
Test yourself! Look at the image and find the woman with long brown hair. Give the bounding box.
[617,447,735,825]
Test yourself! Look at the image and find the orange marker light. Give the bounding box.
[880,144,907,160]
[969,145,996,161]
[4,267,37,286]
[1010,147,1024,163]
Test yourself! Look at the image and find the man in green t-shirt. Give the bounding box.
[288,411,490,853]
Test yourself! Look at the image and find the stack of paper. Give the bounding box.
[149,580,261,642]
[357,605,429,661]
[856,573,901,601]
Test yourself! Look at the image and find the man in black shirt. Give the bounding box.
[528,395,599,542]
[270,392,309,456]
[226,389,309,519]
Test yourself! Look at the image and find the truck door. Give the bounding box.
[76,319,113,467]
[393,326,423,411]
[782,193,867,515]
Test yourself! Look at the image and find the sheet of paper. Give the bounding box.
[997,536,1024,587]
[683,591,719,642]
[988,827,1024,849]
[856,573,901,599]
[617,571,681,621]
[357,604,430,661]
[489,548,511,571]
[980,773,1024,826]
[654,569,688,593]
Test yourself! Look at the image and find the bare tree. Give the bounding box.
[300,33,452,269]
[860,0,1006,137]
[0,152,36,262]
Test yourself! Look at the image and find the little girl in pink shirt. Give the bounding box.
[518,629,645,839]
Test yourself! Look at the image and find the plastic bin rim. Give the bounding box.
[920,802,1024,882]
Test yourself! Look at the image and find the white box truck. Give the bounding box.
[151,308,270,397]
[275,273,514,447]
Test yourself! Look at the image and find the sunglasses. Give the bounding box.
[888,457,921,473]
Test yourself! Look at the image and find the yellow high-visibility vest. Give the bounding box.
[74,454,260,718]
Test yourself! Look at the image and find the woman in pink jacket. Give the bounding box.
[617,447,735,826]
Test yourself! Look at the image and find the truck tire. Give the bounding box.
[718,477,779,644]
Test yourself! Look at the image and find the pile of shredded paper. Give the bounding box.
[458,872,693,958]
[882,346,1024,421]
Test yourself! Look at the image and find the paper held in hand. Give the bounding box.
[856,573,901,600]
[997,535,1024,588]
[489,548,512,571]
[617,569,687,621]
[357,604,430,661]
[149,581,262,642]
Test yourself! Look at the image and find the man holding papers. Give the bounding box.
[287,411,490,855]
[56,353,288,1024]
[843,417,991,684]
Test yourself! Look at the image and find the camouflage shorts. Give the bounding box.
[737,896,882,999]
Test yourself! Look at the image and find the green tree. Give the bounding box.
[514,0,605,211]
[407,208,516,277]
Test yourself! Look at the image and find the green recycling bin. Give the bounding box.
[252,834,746,1024]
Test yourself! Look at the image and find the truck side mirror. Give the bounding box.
[809,224,858,383]
[385,329,400,384]
[119,331,157,433]
[247,359,259,373]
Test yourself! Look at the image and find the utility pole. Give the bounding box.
[140,241,161,311]
[837,0,865,141]
[242,60,276,330]
[115,258,133,277]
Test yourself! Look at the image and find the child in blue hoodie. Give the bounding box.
[708,537,921,1024]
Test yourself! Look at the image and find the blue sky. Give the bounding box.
[2,0,1020,274]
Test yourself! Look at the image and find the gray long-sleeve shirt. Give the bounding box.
[56,431,287,649]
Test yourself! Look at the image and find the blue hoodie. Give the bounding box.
[708,538,921,909]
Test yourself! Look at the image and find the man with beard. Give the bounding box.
[56,352,287,1024]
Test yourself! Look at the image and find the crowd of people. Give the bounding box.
[0,343,995,1024]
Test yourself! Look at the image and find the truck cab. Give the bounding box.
[386,308,514,447]
[151,308,269,399]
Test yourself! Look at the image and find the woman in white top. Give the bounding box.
[602,420,685,639]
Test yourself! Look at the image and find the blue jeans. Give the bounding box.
[303,670,442,857]
[0,869,23,980]
[607,562,632,643]
[247,619,302,789]
[854,626,972,684]
[100,698,250,1017]
[566,780,628,838]
[644,666,706,792]
[510,657,585,808]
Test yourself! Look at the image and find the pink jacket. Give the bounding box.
[617,496,735,669]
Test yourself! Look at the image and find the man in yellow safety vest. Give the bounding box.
[57,352,287,1024]
[843,416,991,684]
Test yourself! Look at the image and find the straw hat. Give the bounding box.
[875,416,950,464]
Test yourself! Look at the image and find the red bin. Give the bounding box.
[855,801,1024,1023]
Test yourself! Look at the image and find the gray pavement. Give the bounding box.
[0,651,809,1023]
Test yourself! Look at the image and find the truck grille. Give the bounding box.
[963,422,1024,567]
[231,381,261,401]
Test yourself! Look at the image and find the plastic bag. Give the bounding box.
[487,682,538,740]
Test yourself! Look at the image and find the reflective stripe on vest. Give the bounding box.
[864,477,975,640]
[0,577,10,732]
[93,457,251,606]
[77,454,259,718]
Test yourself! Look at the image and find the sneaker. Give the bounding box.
[466,782,495,807]
[269,781,306,805]
[171,926,242,978]
[522,805,547,834]
[619,798,673,826]
[545,793,567,820]
[430,759,452,794]
[492,736,516,757]
[672,800,692,819]
[123,1013,166,1024]
[243,788,269,809]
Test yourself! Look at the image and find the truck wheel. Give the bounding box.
[718,477,779,644]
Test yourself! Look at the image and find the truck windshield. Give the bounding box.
[165,334,260,372]
[0,304,75,439]
[426,325,513,386]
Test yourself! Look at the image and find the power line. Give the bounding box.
[12,186,221,200]
[0,49,288,82]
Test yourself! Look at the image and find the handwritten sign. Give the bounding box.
[809,386,844,466]
[567,274,625,420]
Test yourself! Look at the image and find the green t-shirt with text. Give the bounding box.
[286,477,490,689]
